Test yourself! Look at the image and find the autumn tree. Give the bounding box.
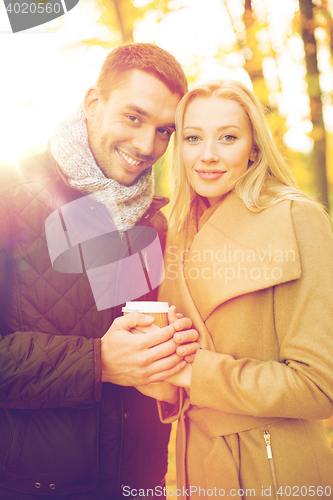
[79,0,174,47]
[299,0,329,208]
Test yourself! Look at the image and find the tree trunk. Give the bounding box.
[299,0,329,208]
[242,0,264,82]
[320,0,333,61]
[224,0,270,106]
[113,0,133,43]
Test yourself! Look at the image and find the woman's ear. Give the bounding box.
[249,146,258,164]
[83,86,100,123]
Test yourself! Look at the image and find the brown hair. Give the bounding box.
[96,43,188,100]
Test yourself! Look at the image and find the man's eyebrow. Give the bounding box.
[164,123,176,131]
[125,104,175,130]
[125,104,151,119]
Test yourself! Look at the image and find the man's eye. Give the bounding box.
[158,128,172,137]
[127,115,140,123]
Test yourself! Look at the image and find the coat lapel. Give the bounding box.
[184,193,301,321]
[161,193,301,347]
[161,229,216,351]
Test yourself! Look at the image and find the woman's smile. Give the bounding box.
[195,169,226,180]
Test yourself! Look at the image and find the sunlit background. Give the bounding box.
[1,0,333,494]
[2,0,333,192]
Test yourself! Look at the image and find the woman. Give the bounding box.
[157,80,333,499]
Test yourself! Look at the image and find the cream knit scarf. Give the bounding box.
[50,105,154,230]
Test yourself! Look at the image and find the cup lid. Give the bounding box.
[122,301,169,313]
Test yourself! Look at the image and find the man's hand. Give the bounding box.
[101,311,198,386]
[135,382,179,405]
[132,310,200,362]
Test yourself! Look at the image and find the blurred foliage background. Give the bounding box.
[1,0,333,496]
[64,0,333,212]
[2,0,333,213]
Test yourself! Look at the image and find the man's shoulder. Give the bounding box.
[149,196,169,218]
[143,196,169,252]
[141,196,168,231]
[0,149,56,194]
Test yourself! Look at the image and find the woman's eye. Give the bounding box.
[185,136,200,143]
[222,135,236,142]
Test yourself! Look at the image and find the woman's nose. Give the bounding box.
[200,142,219,163]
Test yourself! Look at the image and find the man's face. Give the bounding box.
[85,70,181,186]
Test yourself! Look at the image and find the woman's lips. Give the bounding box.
[195,170,225,181]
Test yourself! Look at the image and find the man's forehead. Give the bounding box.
[106,69,181,104]
[103,71,181,125]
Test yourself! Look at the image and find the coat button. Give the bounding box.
[124,412,130,420]
[49,484,55,490]
[35,483,41,489]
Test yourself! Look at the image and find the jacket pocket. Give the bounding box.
[263,430,280,500]
[0,406,99,496]
[4,410,30,472]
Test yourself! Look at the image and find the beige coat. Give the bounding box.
[159,193,333,500]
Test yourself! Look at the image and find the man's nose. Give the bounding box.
[200,141,219,163]
[132,128,155,157]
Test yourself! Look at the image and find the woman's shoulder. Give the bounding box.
[289,199,332,234]
[286,199,333,262]
[252,196,332,236]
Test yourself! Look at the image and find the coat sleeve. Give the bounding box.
[0,183,102,410]
[190,200,333,419]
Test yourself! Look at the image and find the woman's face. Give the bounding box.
[182,96,256,206]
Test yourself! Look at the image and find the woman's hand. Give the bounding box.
[135,381,179,404]
[168,306,199,363]
[165,362,192,389]
[128,305,197,392]
[131,306,200,363]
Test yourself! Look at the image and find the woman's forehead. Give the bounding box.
[183,96,250,128]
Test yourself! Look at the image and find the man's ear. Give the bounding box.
[83,86,100,122]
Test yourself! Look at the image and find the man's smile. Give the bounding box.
[116,148,142,167]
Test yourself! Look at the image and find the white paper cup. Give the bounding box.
[122,301,169,328]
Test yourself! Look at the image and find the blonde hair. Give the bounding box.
[169,79,319,232]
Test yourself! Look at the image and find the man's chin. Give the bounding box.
[121,167,151,186]
[99,167,138,185]
[98,158,150,185]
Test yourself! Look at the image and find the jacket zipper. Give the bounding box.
[263,431,280,500]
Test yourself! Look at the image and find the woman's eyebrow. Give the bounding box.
[183,125,241,132]
[183,126,202,132]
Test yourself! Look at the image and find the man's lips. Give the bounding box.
[195,170,226,180]
[116,148,145,172]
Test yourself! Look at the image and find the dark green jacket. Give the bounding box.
[0,149,170,499]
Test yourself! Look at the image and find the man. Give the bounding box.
[0,43,197,499]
